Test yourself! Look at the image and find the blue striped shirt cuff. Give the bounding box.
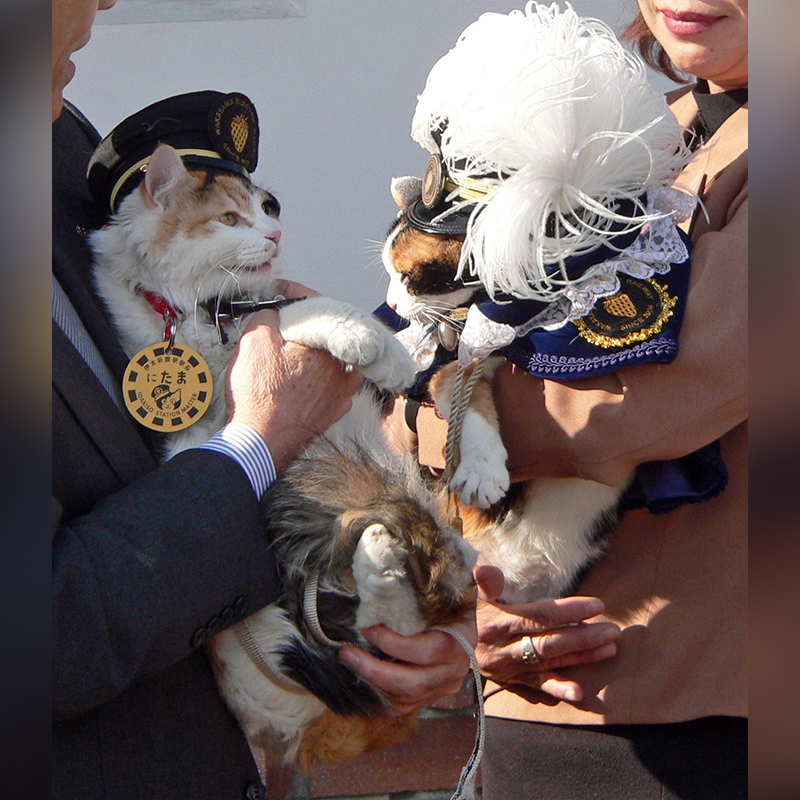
[199,423,277,499]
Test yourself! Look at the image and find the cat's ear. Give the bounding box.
[390,176,422,211]
[143,144,191,208]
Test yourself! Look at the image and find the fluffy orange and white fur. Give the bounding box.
[92,144,413,461]
[383,178,630,604]
[381,2,694,604]
[90,144,477,768]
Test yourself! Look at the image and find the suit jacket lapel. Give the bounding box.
[53,323,156,486]
[52,106,132,384]
[52,243,132,383]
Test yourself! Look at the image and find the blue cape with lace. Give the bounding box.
[374,228,728,514]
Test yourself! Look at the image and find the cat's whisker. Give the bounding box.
[439,317,466,331]
[423,301,459,313]
[418,306,456,318]
[191,265,227,340]
[421,306,460,322]
[216,263,246,288]
[418,310,446,327]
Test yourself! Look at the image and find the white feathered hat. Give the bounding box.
[410,1,693,303]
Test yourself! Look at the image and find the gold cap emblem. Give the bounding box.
[209,92,259,172]
[422,154,445,208]
[230,114,250,153]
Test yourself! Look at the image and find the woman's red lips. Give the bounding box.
[661,8,722,34]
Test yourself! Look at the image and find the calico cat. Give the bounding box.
[209,411,477,768]
[90,144,477,767]
[92,143,413,460]
[383,176,631,604]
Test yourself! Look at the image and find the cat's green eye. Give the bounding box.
[219,212,238,226]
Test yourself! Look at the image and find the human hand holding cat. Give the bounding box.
[225,309,363,472]
[272,278,318,301]
[475,587,621,702]
[339,564,503,716]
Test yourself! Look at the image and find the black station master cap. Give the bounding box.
[87,90,260,213]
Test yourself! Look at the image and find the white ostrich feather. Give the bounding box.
[411,2,693,301]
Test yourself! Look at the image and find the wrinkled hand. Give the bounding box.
[476,575,620,702]
[272,278,319,300]
[226,307,363,472]
[339,565,503,716]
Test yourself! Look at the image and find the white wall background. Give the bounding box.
[68,0,674,313]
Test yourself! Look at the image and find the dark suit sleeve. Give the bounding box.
[52,448,280,719]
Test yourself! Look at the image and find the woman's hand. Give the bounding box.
[476,576,620,702]
[338,565,503,716]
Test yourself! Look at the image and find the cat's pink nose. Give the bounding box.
[268,230,282,244]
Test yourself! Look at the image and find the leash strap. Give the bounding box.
[232,619,308,696]
[202,294,307,318]
[303,571,348,650]
[443,358,486,483]
[433,625,485,800]
[203,295,307,344]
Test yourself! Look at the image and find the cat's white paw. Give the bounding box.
[352,523,426,636]
[279,298,413,391]
[451,410,510,508]
[451,458,510,509]
[322,317,385,367]
[358,333,416,393]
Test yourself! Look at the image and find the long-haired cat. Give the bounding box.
[90,144,477,768]
[379,2,695,605]
[92,143,413,460]
[382,177,630,604]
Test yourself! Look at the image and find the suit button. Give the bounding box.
[206,615,222,635]
[190,627,208,649]
[234,595,248,615]
[245,781,267,799]
[220,606,235,625]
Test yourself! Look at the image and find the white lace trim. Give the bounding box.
[396,322,440,371]
[459,307,516,365]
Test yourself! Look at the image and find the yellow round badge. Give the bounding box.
[574,276,677,350]
[122,342,213,431]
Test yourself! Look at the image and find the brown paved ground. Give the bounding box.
[260,681,483,799]
[308,712,481,798]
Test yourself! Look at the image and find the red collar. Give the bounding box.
[138,287,181,343]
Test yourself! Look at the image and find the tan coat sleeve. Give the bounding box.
[496,195,747,484]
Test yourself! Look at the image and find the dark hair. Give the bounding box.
[622,11,692,85]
